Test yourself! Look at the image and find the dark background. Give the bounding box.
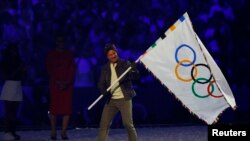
[0,0,249,129]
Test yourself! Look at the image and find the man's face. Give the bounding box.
[107,50,118,63]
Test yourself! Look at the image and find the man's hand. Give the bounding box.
[102,91,111,96]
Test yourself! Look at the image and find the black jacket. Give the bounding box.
[98,58,139,100]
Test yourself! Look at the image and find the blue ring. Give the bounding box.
[175,44,196,66]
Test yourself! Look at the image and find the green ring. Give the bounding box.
[192,77,214,98]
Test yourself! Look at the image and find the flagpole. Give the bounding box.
[87,58,141,110]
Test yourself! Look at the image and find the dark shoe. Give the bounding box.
[61,133,68,140]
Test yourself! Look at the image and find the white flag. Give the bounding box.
[140,12,236,124]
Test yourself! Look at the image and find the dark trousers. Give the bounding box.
[3,101,20,133]
[97,99,138,141]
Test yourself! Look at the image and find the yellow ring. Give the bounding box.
[175,59,197,82]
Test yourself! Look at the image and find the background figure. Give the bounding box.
[46,35,76,140]
[97,43,139,141]
[0,43,26,140]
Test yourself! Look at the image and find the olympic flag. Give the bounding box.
[140,12,236,124]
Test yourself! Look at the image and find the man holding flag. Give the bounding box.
[139,12,236,124]
[97,43,139,141]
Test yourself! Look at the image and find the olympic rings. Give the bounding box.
[174,44,222,99]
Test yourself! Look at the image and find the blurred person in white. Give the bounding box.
[0,43,26,140]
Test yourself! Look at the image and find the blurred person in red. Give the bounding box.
[46,35,76,140]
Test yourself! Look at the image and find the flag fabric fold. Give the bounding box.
[140,12,236,124]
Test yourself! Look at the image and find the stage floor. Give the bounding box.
[0,125,207,141]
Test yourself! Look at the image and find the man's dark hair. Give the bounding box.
[104,43,117,54]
